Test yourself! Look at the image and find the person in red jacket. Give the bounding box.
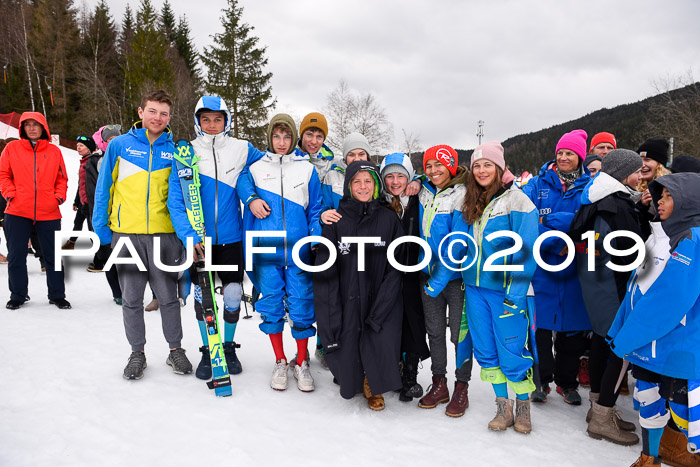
[0,112,71,309]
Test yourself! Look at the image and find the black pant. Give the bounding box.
[536,328,587,390]
[5,214,65,301]
[68,204,87,242]
[589,333,625,407]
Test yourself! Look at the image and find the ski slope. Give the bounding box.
[0,143,643,466]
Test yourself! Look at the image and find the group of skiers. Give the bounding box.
[1,89,699,467]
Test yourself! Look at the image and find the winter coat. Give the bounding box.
[569,172,643,336]
[77,153,90,205]
[84,151,103,212]
[92,122,176,245]
[168,98,265,246]
[608,173,700,380]
[298,143,341,181]
[521,160,591,331]
[321,164,345,210]
[237,151,323,267]
[0,112,68,221]
[419,166,468,296]
[450,183,539,308]
[313,161,404,399]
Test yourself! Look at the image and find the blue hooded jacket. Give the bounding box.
[520,160,591,331]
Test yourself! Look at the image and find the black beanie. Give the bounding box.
[637,138,669,166]
[76,135,97,153]
[670,154,700,174]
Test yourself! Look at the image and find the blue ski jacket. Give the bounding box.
[608,173,700,380]
[449,184,539,307]
[237,152,323,266]
[420,166,468,297]
[520,160,591,331]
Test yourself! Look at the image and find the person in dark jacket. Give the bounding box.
[607,173,700,467]
[569,148,644,446]
[313,160,404,411]
[379,153,430,403]
[62,135,96,250]
[0,112,70,309]
[84,125,122,303]
[521,129,592,406]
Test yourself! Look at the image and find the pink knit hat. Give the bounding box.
[555,129,588,160]
[471,141,505,170]
[471,141,516,185]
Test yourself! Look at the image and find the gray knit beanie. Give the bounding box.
[381,163,409,180]
[601,149,643,182]
[342,132,371,161]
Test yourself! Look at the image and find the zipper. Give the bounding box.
[424,189,444,275]
[33,146,37,222]
[651,340,656,359]
[212,138,219,244]
[406,215,414,266]
[475,191,508,287]
[280,157,287,267]
[146,137,153,233]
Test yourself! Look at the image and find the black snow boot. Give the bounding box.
[223,341,242,375]
[399,353,424,402]
[195,346,212,380]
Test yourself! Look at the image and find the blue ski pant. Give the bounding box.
[253,262,315,339]
[4,214,65,301]
[465,285,534,393]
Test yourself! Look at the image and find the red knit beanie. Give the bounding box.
[555,129,588,160]
[423,145,458,176]
[589,132,617,152]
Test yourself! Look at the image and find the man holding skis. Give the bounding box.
[168,95,265,380]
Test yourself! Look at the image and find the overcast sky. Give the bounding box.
[86,0,700,151]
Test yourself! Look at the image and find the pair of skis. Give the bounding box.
[174,140,232,397]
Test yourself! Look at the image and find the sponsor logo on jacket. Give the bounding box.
[671,252,692,266]
[125,146,147,157]
[161,152,173,161]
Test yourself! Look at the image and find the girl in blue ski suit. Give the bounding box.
[521,129,591,405]
[607,173,700,465]
[417,144,473,417]
[451,142,538,433]
[168,96,265,377]
[237,114,323,392]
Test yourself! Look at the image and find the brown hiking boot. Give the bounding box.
[659,425,700,467]
[488,397,514,431]
[145,298,159,312]
[630,452,661,466]
[620,371,630,395]
[61,239,75,250]
[418,375,449,408]
[587,392,636,431]
[445,382,469,417]
[514,398,532,434]
[363,377,385,410]
[587,401,639,446]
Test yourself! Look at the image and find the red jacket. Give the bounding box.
[0,112,68,221]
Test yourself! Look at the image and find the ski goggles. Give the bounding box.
[76,136,90,142]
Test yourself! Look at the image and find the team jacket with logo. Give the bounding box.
[168,133,264,245]
[93,122,176,244]
[419,167,467,295]
[237,152,323,265]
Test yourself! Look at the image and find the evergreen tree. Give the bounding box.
[201,0,275,147]
[159,0,176,45]
[123,0,173,115]
[29,0,82,135]
[175,15,200,82]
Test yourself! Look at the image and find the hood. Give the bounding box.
[194,95,232,137]
[19,112,50,141]
[649,173,700,250]
[445,165,468,189]
[580,171,628,205]
[267,114,298,155]
[343,160,383,200]
[128,121,173,144]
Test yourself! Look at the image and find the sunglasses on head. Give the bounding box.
[76,136,89,142]
[104,124,121,131]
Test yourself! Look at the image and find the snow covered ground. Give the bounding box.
[0,145,643,466]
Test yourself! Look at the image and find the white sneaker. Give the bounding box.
[271,359,289,391]
[293,360,315,392]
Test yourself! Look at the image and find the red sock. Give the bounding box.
[269,333,285,362]
[296,338,309,365]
